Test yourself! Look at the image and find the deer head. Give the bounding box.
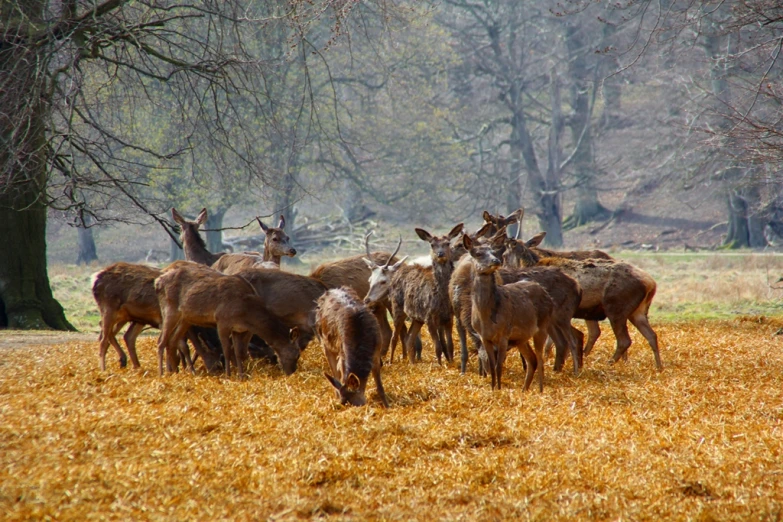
[464,232,505,275]
[362,232,406,305]
[171,207,208,242]
[415,223,464,264]
[324,372,366,406]
[502,232,546,268]
[257,215,296,258]
[481,208,524,237]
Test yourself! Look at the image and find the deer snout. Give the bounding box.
[288,248,297,256]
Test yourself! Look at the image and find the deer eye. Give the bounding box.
[272,237,279,242]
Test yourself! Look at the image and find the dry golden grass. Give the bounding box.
[2,321,782,521]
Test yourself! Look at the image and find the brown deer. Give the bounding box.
[310,235,401,357]
[481,208,524,237]
[464,234,554,391]
[91,262,224,373]
[211,215,296,272]
[364,224,463,365]
[154,263,301,378]
[316,288,389,408]
[222,266,329,351]
[171,208,226,266]
[451,231,583,376]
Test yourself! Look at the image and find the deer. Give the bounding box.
[212,215,296,272]
[309,236,402,358]
[221,265,330,351]
[364,224,464,365]
[316,288,389,408]
[464,234,554,391]
[91,262,222,373]
[504,236,663,370]
[450,229,583,376]
[154,263,302,378]
[171,208,226,266]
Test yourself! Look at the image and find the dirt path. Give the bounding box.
[0,331,96,348]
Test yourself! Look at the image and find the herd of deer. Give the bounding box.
[91,207,662,408]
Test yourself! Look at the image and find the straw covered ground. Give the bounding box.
[1,319,782,521]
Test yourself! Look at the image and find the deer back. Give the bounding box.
[311,252,396,297]
[92,262,163,326]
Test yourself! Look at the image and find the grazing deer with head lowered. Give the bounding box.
[310,235,401,357]
[364,224,463,365]
[171,208,226,266]
[451,230,583,376]
[464,234,554,391]
[316,288,389,408]
[505,235,662,370]
[155,263,301,378]
[91,262,220,373]
[212,215,296,272]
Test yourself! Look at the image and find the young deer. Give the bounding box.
[91,262,220,372]
[464,234,554,391]
[316,288,389,408]
[212,215,296,272]
[154,263,301,378]
[364,224,463,365]
[451,231,583,376]
[310,235,401,358]
[171,208,226,266]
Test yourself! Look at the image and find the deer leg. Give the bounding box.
[571,326,585,371]
[177,339,195,374]
[456,315,469,374]
[608,317,632,366]
[372,305,393,359]
[231,331,252,380]
[516,340,537,392]
[217,325,234,378]
[98,310,119,371]
[123,322,145,369]
[533,330,548,392]
[157,314,180,376]
[106,318,129,370]
[405,321,424,364]
[390,315,407,364]
[584,320,601,356]
[482,338,498,389]
[427,320,444,365]
[495,338,509,391]
[629,313,663,371]
[372,364,390,409]
[442,318,455,364]
[548,326,567,373]
[166,322,190,373]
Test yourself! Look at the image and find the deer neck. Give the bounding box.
[182,229,212,265]
[262,248,281,265]
[471,269,500,325]
[432,259,454,296]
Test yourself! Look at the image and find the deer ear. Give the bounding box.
[324,372,342,391]
[362,257,376,269]
[491,234,507,249]
[257,218,269,233]
[390,256,408,270]
[462,234,473,250]
[171,208,185,225]
[345,373,361,390]
[482,210,493,223]
[447,223,464,240]
[514,208,525,222]
[289,326,300,342]
[414,228,432,242]
[474,222,492,238]
[526,232,546,248]
[195,208,208,226]
[278,215,285,229]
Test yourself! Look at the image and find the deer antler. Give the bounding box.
[385,235,403,268]
[364,230,375,261]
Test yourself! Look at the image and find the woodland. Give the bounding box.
[2,0,783,328]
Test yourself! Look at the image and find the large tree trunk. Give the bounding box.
[724,186,766,249]
[205,207,226,254]
[0,189,75,330]
[0,7,74,331]
[76,214,98,265]
[169,236,185,262]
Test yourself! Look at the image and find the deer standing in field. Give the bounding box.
[364,224,463,365]
[316,288,389,408]
[171,208,226,266]
[310,235,401,358]
[451,230,583,376]
[155,263,302,378]
[212,215,296,272]
[464,234,554,391]
[505,235,662,370]
[91,262,221,372]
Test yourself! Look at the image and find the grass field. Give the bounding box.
[2,253,783,520]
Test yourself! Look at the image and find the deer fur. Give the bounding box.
[464,234,554,391]
[171,208,226,266]
[310,245,399,357]
[155,263,301,378]
[364,224,463,365]
[535,256,662,370]
[316,288,389,408]
[211,215,295,272]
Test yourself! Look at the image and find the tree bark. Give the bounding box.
[205,208,226,254]
[76,215,98,265]
[169,236,185,262]
[724,186,766,249]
